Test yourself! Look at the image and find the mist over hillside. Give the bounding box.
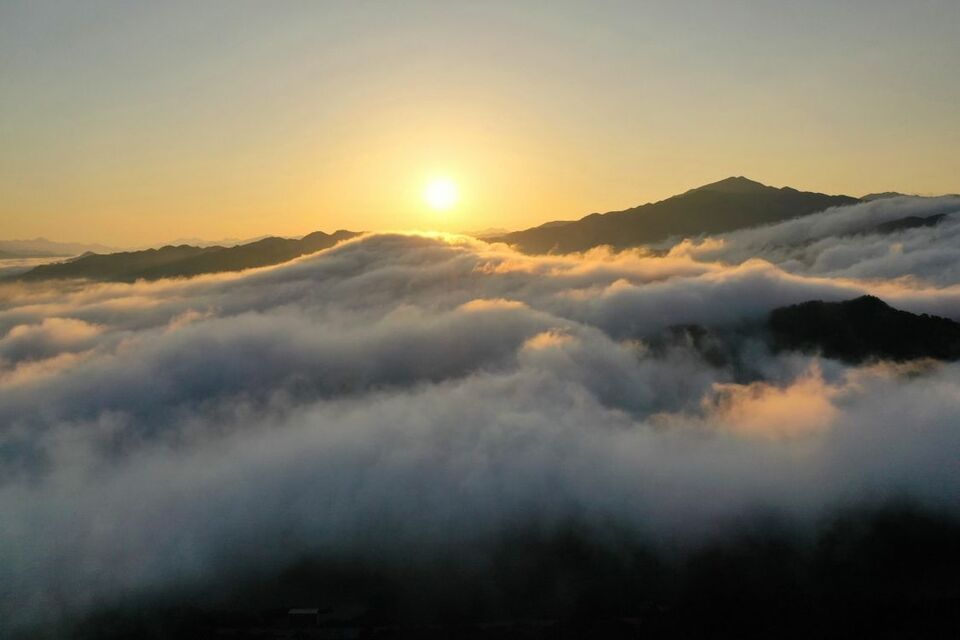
[2,194,960,636]
[0,238,119,259]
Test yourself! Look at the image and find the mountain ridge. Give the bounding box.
[491,177,859,253]
[14,230,359,282]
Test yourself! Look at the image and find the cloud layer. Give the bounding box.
[2,199,960,631]
[671,195,960,284]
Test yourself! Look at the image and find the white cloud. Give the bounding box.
[2,227,960,630]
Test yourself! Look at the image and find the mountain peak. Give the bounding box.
[494,177,858,254]
[691,176,772,194]
[861,192,909,202]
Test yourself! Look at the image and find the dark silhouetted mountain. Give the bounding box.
[491,177,859,253]
[768,296,960,363]
[17,245,218,281]
[15,230,358,282]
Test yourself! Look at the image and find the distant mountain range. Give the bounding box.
[490,177,859,253]
[860,191,909,202]
[0,238,119,259]
[9,176,952,282]
[136,235,279,250]
[15,230,358,282]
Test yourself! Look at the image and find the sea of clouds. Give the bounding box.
[1,196,959,631]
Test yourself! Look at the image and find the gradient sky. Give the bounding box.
[1,0,958,246]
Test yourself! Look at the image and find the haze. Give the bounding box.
[2,0,959,245]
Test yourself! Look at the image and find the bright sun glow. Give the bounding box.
[423,178,459,211]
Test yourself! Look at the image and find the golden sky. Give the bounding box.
[1,1,958,246]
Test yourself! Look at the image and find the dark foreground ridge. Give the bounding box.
[13,230,359,282]
[63,505,960,639]
[769,295,960,363]
[491,177,858,254]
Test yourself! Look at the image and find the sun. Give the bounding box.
[423,178,459,211]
